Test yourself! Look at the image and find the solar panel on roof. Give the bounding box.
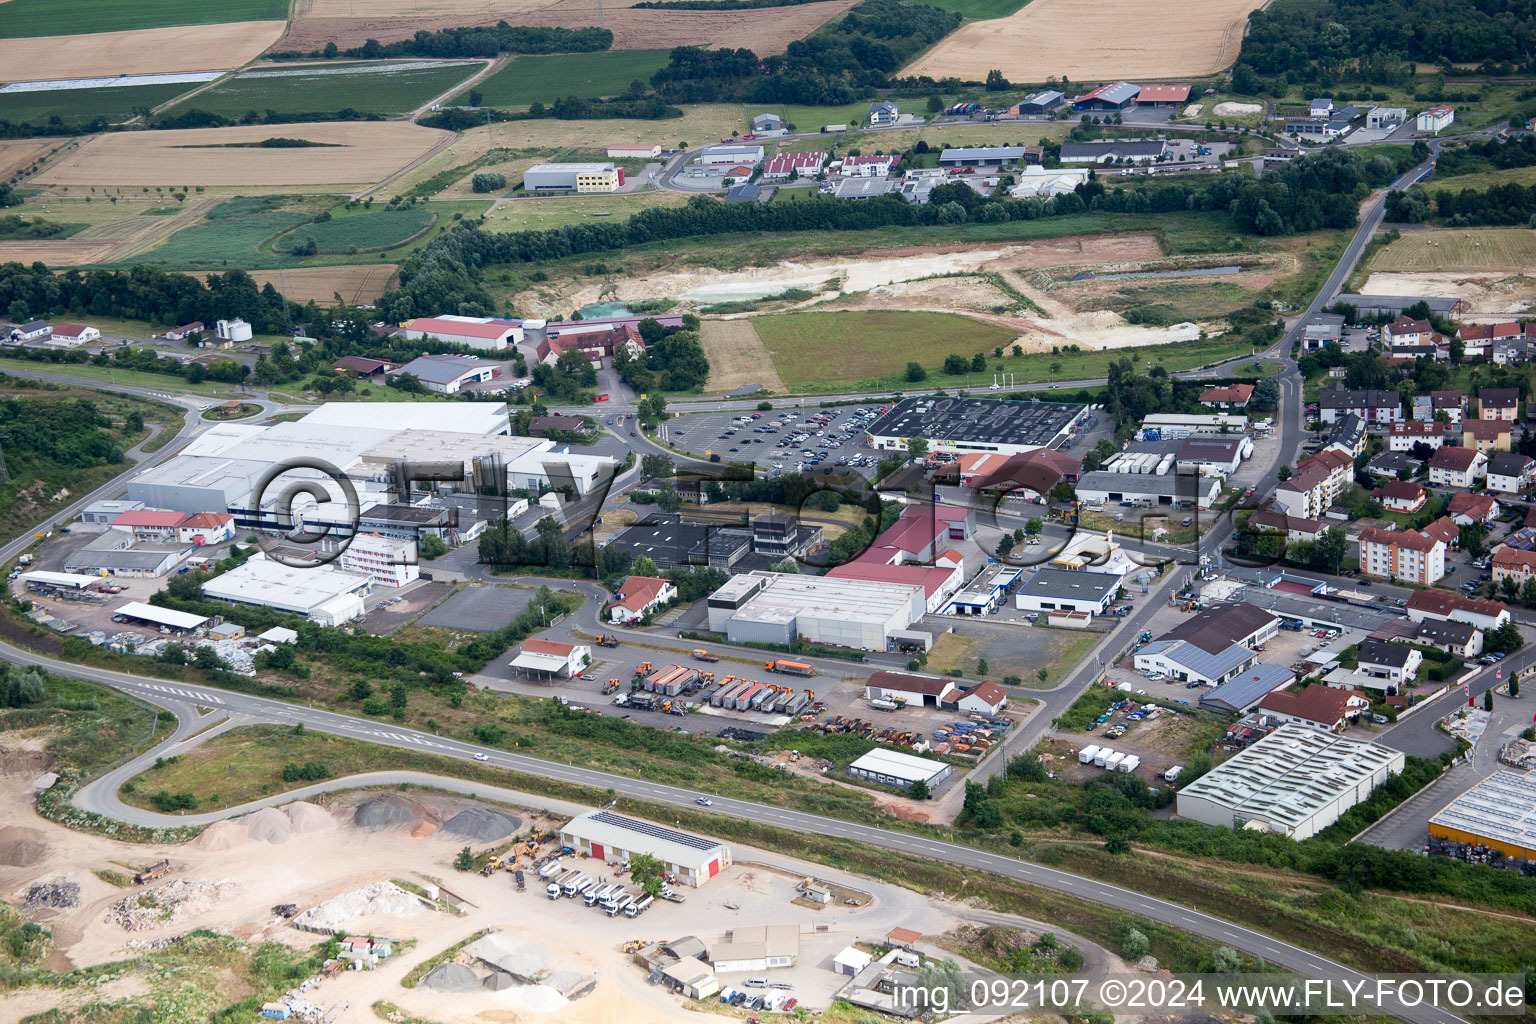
[588,811,719,852]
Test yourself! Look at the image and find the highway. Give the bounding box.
[0,144,1491,1024]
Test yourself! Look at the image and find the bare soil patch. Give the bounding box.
[1361,270,1536,317]
[283,0,857,54]
[232,264,399,305]
[34,122,450,189]
[904,0,1261,81]
[699,318,787,394]
[0,23,286,83]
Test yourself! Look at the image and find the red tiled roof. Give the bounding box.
[113,510,185,528]
[180,512,232,529]
[1406,589,1507,619]
[1422,516,1458,545]
[1257,685,1353,726]
[865,670,955,697]
[963,680,1009,706]
[521,638,579,657]
[1372,480,1424,503]
[1199,383,1254,404]
[1493,547,1536,571]
[1447,492,1496,518]
[1136,84,1191,103]
[612,575,671,613]
[1388,420,1442,436]
[1359,525,1437,552]
[1463,419,1510,440]
[52,322,90,336]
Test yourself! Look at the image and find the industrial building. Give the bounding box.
[1074,468,1222,509]
[936,146,1034,167]
[509,638,590,679]
[1013,567,1122,615]
[1059,140,1167,164]
[707,572,925,651]
[337,533,418,588]
[1176,724,1405,839]
[862,670,957,707]
[1198,663,1297,714]
[1427,771,1536,859]
[1011,90,1065,114]
[1072,81,1140,110]
[699,145,764,166]
[710,925,800,972]
[847,747,951,790]
[391,354,500,394]
[201,555,372,626]
[559,810,730,886]
[79,499,145,525]
[66,532,185,578]
[865,396,1090,456]
[1138,412,1248,436]
[399,316,522,351]
[522,161,623,192]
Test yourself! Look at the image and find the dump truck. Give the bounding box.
[691,649,720,663]
[624,894,653,917]
[585,883,618,907]
[765,660,815,678]
[595,634,620,648]
[537,858,564,879]
[562,873,593,898]
[135,859,171,885]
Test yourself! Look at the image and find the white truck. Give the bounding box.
[561,873,592,898]
[537,858,564,879]
[624,894,653,918]
[1093,747,1114,768]
[1117,754,1141,774]
[606,892,633,917]
[1104,752,1126,771]
[585,883,617,907]
[1078,745,1101,765]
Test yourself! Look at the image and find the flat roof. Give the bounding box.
[202,556,371,612]
[1177,724,1404,830]
[19,570,99,589]
[1428,770,1536,853]
[66,548,179,571]
[526,161,615,173]
[848,747,950,784]
[867,397,1085,449]
[1076,470,1216,498]
[297,401,509,436]
[115,601,208,630]
[563,810,726,866]
[1018,567,1121,601]
[716,571,922,627]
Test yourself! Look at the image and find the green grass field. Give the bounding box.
[0,0,286,36]
[482,189,690,232]
[0,82,196,126]
[123,209,310,270]
[463,50,672,107]
[1366,226,1536,273]
[1428,164,1536,193]
[0,358,230,395]
[919,0,1031,18]
[167,61,482,117]
[274,207,433,254]
[752,310,1018,387]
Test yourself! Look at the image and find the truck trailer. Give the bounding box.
[765,660,816,677]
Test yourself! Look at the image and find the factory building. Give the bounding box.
[1013,567,1122,615]
[399,316,522,351]
[1176,724,1404,839]
[1427,771,1536,859]
[847,747,951,790]
[1074,468,1223,509]
[337,533,419,588]
[706,572,924,651]
[201,555,373,626]
[522,162,623,192]
[865,396,1092,456]
[560,810,730,887]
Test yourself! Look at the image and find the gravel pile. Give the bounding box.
[285,802,336,833]
[106,879,240,931]
[354,796,417,830]
[292,881,425,933]
[421,963,479,993]
[442,808,517,842]
[0,826,47,867]
[23,880,80,909]
[191,820,245,851]
[244,807,292,844]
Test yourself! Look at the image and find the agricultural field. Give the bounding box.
[0,23,287,83]
[1426,165,1536,194]
[922,0,1032,16]
[0,81,199,127]
[0,0,287,36]
[482,190,690,232]
[751,310,1018,389]
[281,0,860,55]
[1365,228,1536,274]
[32,122,451,190]
[903,0,1262,81]
[274,206,434,254]
[234,264,399,305]
[700,318,789,393]
[465,50,672,107]
[0,139,57,180]
[123,205,312,270]
[168,60,485,118]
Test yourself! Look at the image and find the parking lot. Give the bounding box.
[664,404,888,477]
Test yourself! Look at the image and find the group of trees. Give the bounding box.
[277,25,613,62]
[1387,180,1536,227]
[614,317,710,392]
[648,0,961,105]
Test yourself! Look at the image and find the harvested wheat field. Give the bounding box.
[0,240,120,265]
[700,319,787,394]
[0,23,285,84]
[904,0,1261,82]
[1365,228,1536,274]
[0,140,54,179]
[234,264,399,305]
[34,122,451,189]
[283,0,856,53]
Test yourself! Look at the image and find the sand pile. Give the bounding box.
[354,795,417,829]
[292,881,426,932]
[191,820,246,851]
[244,807,292,844]
[0,826,47,867]
[285,801,336,833]
[1213,101,1262,116]
[422,963,479,993]
[442,807,518,843]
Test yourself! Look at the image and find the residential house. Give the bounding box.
[1356,638,1422,687]
[1494,336,1529,365]
[607,575,678,625]
[1384,315,1435,346]
[1492,547,1536,589]
[1326,414,1367,458]
[1447,491,1500,526]
[1272,448,1353,518]
[1366,451,1418,480]
[868,100,900,126]
[1485,451,1535,495]
[1256,686,1368,733]
[1459,322,1520,358]
[1405,589,1510,631]
[1422,515,1459,550]
[1199,384,1254,409]
[1460,418,1511,453]
[1317,385,1402,427]
[841,154,899,177]
[110,509,185,543]
[1413,618,1482,659]
[1429,390,1467,424]
[955,680,1009,715]
[1372,480,1427,513]
[8,320,50,341]
[1478,387,1520,421]
[1310,97,1334,117]
[1387,419,1445,451]
[1358,525,1445,584]
[1427,446,1486,488]
[1247,499,1330,544]
[177,512,234,546]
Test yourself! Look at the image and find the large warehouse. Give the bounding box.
[865,397,1092,456]
[1176,725,1404,839]
[847,748,952,790]
[1013,567,1123,615]
[201,555,373,626]
[522,161,623,192]
[1427,770,1536,859]
[706,572,924,651]
[399,315,522,351]
[559,810,730,887]
[1075,469,1223,509]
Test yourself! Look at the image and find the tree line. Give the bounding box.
[272,24,613,61]
[420,93,682,129]
[1385,180,1536,227]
